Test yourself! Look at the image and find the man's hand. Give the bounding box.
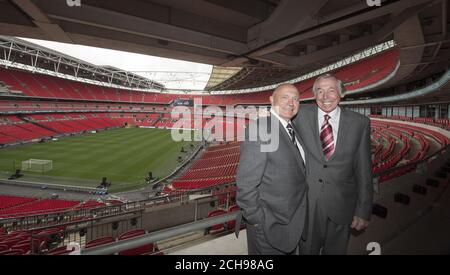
[350,216,369,231]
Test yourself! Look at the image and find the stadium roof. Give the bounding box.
[204,66,242,90]
[0,36,165,91]
[0,0,448,96]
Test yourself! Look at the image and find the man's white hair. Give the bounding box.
[312,74,345,96]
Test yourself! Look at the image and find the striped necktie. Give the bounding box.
[320,114,334,161]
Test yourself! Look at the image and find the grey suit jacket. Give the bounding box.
[293,104,373,225]
[236,115,308,253]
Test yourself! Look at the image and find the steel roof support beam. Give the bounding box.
[12,0,73,43]
[245,0,434,64]
[39,0,248,56]
[247,0,329,51]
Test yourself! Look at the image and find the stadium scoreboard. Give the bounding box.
[173,98,194,106]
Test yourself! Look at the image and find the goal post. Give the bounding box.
[21,159,53,172]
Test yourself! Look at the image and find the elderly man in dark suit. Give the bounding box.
[236,84,308,255]
[293,74,373,255]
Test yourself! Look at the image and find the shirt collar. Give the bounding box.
[318,105,340,120]
[270,108,290,128]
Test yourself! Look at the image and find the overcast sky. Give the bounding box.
[20,38,213,90]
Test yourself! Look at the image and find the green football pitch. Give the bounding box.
[0,128,199,192]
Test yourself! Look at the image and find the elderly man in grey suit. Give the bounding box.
[293,74,373,255]
[236,84,308,255]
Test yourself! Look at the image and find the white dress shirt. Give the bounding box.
[270,108,306,162]
[318,106,341,147]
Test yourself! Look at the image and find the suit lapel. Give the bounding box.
[291,126,306,173]
[275,117,305,173]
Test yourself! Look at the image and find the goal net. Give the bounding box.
[22,159,53,172]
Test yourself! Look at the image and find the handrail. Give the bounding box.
[0,178,106,194]
[0,182,236,236]
[341,68,450,105]
[82,150,450,255]
[1,131,448,229]
[373,143,448,178]
[0,182,236,227]
[81,212,238,255]
[1,139,446,227]
[1,146,447,254]
[1,135,446,223]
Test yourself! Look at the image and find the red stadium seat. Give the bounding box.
[0,244,9,252]
[206,209,227,234]
[0,249,26,255]
[118,229,155,255]
[47,245,75,255]
[85,236,115,248]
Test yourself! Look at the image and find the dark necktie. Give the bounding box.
[287,122,305,168]
[320,114,335,161]
[286,122,296,146]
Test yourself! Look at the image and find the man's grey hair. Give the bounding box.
[312,74,345,96]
